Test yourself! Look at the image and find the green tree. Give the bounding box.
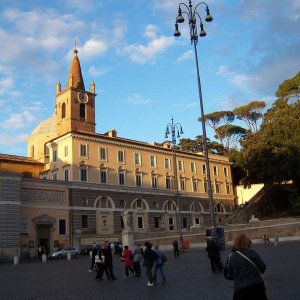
[241,98,300,191]
[233,101,265,132]
[199,111,235,146]
[179,136,203,152]
[178,135,225,154]
[215,124,248,152]
[276,71,300,99]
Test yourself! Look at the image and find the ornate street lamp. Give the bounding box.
[173,1,216,231]
[165,117,184,248]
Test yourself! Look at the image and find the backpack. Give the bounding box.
[161,253,167,263]
[150,249,158,261]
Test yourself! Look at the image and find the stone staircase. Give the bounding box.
[225,187,266,224]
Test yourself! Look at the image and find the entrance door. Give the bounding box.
[168,217,174,230]
[37,226,50,255]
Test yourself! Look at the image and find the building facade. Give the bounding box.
[0,49,235,260]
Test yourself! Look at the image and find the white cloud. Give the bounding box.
[0,133,28,146]
[0,77,14,94]
[77,38,109,59]
[185,102,198,108]
[126,93,152,105]
[152,0,178,11]
[122,25,175,64]
[24,101,48,112]
[0,8,86,74]
[216,65,231,76]
[177,50,194,63]
[2,8,86,40]
[112,19,128,42]
[88,66,110,77]
[231,74,257,88]
[64,0,99,12]
[3,111,37,129]
[216,65,258,89]
[143,24,159,40]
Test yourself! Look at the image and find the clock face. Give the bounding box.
[78,92,88,103]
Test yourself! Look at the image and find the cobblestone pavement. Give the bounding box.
[1,241,300,300]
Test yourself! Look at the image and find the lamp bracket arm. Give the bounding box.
[194,2,208,13]
[194,11,203,24]
[178,2,190,12]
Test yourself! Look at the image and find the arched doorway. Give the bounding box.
[95,196,115,235]
[190,201,205,228]
[33,214,56,256]
[163,200,177,231]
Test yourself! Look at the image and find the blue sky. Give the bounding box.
[0,0,299,156]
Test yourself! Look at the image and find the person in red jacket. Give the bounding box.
[123,246,134,278]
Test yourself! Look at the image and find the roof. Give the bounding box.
[66,48,85,90]
[0,153,44,165]
[31,114,56,135]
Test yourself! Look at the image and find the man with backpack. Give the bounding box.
[153,244,167,284]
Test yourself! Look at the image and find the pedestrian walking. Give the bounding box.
[95,248,105,281]
[153,244,167,284]
[123,246,134,278]
[132,242,142,277]
[110,241,115,254]
[88,245,98,272]
[142,241,157,287]
[102,241,117,280]
[224,234,267,300]
[173,240,179,258]
[206,237,223,273]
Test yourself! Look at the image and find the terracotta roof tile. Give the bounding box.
[0,153,43,164]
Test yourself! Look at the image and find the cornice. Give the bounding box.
[68,132,231,164]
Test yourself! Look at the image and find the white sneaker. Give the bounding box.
[147,282,154,286]
[88,270,92,272]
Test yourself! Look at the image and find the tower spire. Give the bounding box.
[66,47,85,90]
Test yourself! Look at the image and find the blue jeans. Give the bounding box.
[153,263,166,282]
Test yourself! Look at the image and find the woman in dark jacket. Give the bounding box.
[224,234,267,300]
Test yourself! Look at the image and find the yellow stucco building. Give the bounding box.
[0,49,235,260]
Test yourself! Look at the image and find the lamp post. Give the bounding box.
[165,117,184,248]
[173,1,216,231]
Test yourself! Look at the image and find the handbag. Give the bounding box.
[236,251,267,290]
[224,254,233,280]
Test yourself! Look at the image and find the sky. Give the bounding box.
[0,0,299,156]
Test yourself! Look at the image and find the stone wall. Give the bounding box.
[133,217,300,249]
[0,172,22,261]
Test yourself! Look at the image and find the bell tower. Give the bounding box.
[55,48,96,136]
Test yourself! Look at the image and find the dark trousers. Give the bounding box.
[209,257,223,272]
[133,261,141,276]
[145,265,153,283]
[125,266,134,277]
[106,264,116,279]
[90,257,95,271]
[233,282,267,300]
[173,248,179,257]
[95,263,105,279]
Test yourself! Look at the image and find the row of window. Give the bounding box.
[50,168,231,194]
[52,144,230,177]
[81,215,175,230]
[81,215,212,230]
